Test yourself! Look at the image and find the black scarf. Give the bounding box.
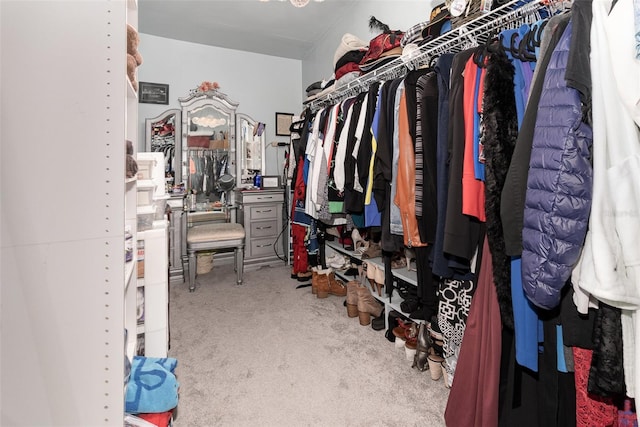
[481,41,518,330]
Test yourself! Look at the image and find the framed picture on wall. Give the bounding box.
[275,112,293,136]
[139,82,170,105]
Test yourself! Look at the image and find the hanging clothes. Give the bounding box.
[520,18,593,311]
[443,47,482,267]
[481,38,518,331]
[444,237,502,427]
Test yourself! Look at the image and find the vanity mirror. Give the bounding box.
[145,109,181,191]
[236,113,266,189]
[179,89,239,204]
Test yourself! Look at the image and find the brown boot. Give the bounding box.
[356,286,383,326]
[317,269,347,298]
[315,268,332,298]
[327,271,347,297]
[312,267,327,296]
[345,280,360,317]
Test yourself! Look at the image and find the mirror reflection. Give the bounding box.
[237,113,266,189]
[145,109,181,192]
[186,106,229,150]
[179,90,238,208]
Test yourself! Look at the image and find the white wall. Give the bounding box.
[137,1,442,177]
[301,0,438,91]
[137,34,302,177]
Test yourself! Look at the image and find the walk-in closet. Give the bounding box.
[1,0,639,425]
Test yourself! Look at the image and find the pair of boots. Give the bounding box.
[392,318,419,361]
[412,322,445,381]
[364,260,385,297]
[346,280,384,326]
[311,267,347,298]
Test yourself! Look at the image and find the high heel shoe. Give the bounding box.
[356,285,383,326]
[405,247,417,272]
[412,322,430,372]
[338,226,353,249]
[364,260,377,292]
[373,263,385,297]
[351,228,367,253]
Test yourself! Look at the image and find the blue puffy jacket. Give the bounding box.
[521,20,593,310]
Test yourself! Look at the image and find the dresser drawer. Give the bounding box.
[250,237,278,258]
[241,191,284,204]
[249,205,278,221]
[251,220,278,238]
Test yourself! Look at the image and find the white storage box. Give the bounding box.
[137,205,156,231]
[136,158,154,180]
[137,180,156,206]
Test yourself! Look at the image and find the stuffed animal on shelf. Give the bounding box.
[126,24,143,91]
[126,139,138,179]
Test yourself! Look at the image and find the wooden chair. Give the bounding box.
[186,222,245,291]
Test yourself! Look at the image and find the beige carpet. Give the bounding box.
[168,262,449,426]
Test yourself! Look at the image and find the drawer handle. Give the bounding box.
[257,196,274,200]
[257,244,271,248]
[256,226,272,230]
[255,209,273,213]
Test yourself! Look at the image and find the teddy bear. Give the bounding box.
[127,24,143,91]
[126,139,138,179]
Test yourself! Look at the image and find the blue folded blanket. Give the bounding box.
[125,356,179,414]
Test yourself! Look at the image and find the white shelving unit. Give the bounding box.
[1,1,138,424]
[135,152,170,358]
[136,223,169,357]
[326,240,421,331]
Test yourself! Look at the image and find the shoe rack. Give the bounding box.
[325,240,420,331]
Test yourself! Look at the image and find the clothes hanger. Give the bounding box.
[470,27,499,68]
[517,29,537,62]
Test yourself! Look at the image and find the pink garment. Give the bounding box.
[444,237,501,426]
[573,347,618,427]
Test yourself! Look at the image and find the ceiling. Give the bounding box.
[138,0,359,60]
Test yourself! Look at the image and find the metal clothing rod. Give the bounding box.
[308,0,549,111]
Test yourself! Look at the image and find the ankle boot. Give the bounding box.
[317,269,347,298]
[326,271,347,297]
[311,267,324,295]
[404,322,419,361]
[313,267,330,297]
[356,286,383,326]
[345,280,360,317]
[365,260,377,291]
[412,322,430,372]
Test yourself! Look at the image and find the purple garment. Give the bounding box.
[521,20,593,310]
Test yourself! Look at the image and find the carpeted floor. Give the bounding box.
[168,261,449,426]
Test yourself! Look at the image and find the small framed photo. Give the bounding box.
[275,112,293,136]
[139,82,169,105]
[261,175,282,189]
